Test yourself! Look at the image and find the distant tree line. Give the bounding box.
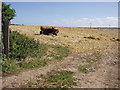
[10,24,24,25]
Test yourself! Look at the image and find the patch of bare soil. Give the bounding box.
[72,53,119,88]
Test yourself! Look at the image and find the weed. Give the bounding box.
[2,59,21,73]
[43,71,76,88]
[19,59,47,70]
[48,45,69,61]
[78,65,90,73]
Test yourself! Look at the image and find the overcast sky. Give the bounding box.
[5,2,118,27]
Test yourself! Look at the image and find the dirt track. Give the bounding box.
[2,25,119,88]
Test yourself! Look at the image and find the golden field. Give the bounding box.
[10,25,119,54]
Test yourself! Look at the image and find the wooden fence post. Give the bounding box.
[3,21,9,56]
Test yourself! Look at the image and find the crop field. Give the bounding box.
[10,25,118,53]
[2,25,119,88]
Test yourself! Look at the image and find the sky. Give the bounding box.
[5,2,118,27]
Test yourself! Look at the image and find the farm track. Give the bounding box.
[2,52,75,88]
[2,25,119,88]
[2,52,119,88]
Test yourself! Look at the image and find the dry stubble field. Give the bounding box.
[2,25,119,88]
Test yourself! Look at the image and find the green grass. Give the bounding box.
[22,71,76,88]
[18,58,47,69]
[48,45,69,61]
[2,59,21,73]
[2,31,69,74]
[78,65,90,74]
[43,71,76,88]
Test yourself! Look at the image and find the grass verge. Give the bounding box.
[2,31,69,75]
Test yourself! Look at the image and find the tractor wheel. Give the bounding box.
[40,31,43,34]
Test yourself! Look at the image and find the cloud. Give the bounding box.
[49,17,118,27]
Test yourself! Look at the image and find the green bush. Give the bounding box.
[2,31,69,74]
[9,31,47,60]
[2,31,48,73]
